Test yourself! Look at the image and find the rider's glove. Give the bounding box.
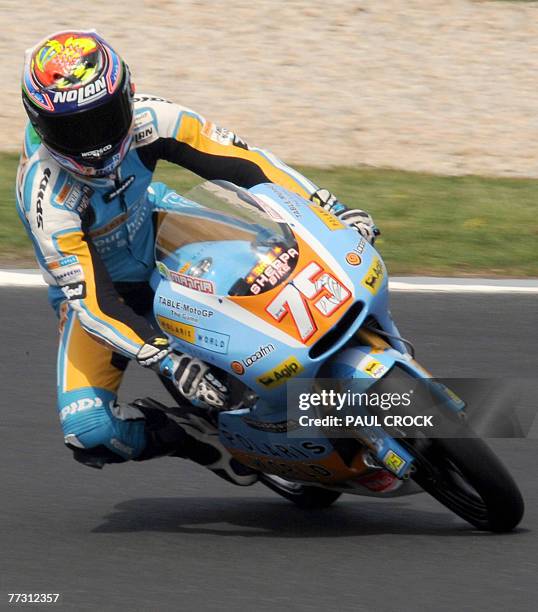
[159,353,230,410]
[136,337,230,409]
[310,188,380,245]
[136,335,172,367]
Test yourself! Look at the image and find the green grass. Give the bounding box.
[2,152,537,276]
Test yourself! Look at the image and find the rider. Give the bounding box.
[17,30,379,483]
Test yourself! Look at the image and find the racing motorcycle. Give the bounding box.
[150,180,524,533]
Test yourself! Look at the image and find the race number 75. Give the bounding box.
[266,262,350,341]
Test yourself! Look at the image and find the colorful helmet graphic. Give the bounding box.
[22,30,134,177]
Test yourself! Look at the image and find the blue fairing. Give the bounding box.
[151,181,454,480]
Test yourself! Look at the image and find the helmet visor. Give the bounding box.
[32,82,133,158]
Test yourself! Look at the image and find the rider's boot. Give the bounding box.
[133,398,258,487]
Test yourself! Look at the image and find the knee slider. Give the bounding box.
[65,441,127,469]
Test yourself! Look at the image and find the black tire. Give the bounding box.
[408,436,524,532]
[260,474,341,509]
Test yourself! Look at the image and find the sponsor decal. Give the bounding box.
[241,417,300,433]
[103,175,135,203]
[169,269,215,294]
[88,198,149,253]
[137,340,169,367]
[266,262,351,342]
[256,356,304,388]
[35,167,51,229]
[357,470,400,493]
[231,343,275,374]
[202,122,230,144]
[157,261,168,277]
[60,396,103,421]
[157,315,229,354]
[63,183,93,215]
[443,385,465,406]
[231,361,245,375]
[222,429,326,458]
[247,246,299,295]
[263,186,303,219]
[91,213,127,238]
[158,316,195,344]
[51,264,85,285]
[202,121,248,148]
[133,124,157,146]
[361,256,385,295]
[258,200,286,223]
[232,134,249,150]
[134,110,153,126]
[48,255,78,270]
[345,252,361,266]
[52,75,107,106]
[61,281,86,300]
[355,238,366,255]
[310,205,346,231]
[157,261,215,293]
[287,202,302,219]
[158,295,214,320]
[81,144,112,159]
[195,329,230,354]
[55,181,71,205]
[361,358,388,378]
[383,450,406,474]
[133,95,172,104]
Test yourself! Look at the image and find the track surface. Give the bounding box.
[1,290,536,611]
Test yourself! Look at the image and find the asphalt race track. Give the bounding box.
[1,288,536,612]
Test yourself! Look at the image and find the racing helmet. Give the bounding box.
[21,30,134,177]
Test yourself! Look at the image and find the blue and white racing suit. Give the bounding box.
[16,94,320,462]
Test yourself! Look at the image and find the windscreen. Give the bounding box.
[155,181,299,296]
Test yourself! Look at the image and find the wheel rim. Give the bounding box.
[404,440,491,524]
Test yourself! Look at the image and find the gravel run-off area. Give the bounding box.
[2,0,538,177]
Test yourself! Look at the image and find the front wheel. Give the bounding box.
[260,474,341,509]
[407,436,524,532]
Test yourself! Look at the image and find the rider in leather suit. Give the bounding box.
[17,30,378,483]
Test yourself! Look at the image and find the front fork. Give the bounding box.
[324,329,416,479]
[344,401,416,480]
[326,327,467,479]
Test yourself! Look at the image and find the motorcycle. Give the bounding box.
[149,180,524,532]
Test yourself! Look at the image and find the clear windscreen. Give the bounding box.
[155,181,299,296]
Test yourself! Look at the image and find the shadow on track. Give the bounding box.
[92,496,524,537]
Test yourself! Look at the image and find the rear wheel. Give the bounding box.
[260,474,341,509]
[407,436,524,532]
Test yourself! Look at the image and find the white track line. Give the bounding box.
[0,270,47,287]
[1,270,537,293]
[390,281,538,294]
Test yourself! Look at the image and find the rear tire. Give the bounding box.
[260,474,341,509]
[408,436,524,532]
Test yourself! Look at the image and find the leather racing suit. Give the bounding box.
[16,94,321,463]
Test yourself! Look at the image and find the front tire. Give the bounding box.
[408,436,524,532]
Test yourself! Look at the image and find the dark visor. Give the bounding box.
[36,83,133,156]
